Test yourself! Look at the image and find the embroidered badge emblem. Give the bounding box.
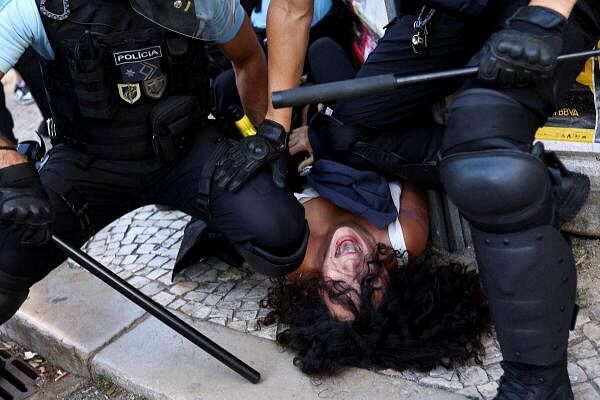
[143,74,168,99]
[117,83,142,104]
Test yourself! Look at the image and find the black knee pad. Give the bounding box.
[440,148,554,232]
[235,222,309,277]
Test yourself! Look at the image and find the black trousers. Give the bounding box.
[334,1,598,138]
[0,124,306,294]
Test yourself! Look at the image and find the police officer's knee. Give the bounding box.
[236,221,309,277]
[440,149,553,232]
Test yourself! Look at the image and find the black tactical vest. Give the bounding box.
[36,0,211,160]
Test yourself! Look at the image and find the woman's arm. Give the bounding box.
[399,182,429,262]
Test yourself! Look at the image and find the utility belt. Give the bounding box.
[49,95,205,161]
[308,113,443,189]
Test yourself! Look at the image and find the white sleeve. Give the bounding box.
[0,0,54,73]
[387,182,408,264]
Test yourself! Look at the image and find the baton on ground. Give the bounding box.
[272,49,600,109]
[51,235,261,384]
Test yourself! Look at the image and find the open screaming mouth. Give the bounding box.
[335,237,362,257]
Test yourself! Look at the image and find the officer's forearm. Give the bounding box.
[265,0,313,131]
[233,54,268,126]
[528,0,576,18]
[0,137,26,169]
[219,16,268,126]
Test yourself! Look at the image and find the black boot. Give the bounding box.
[495,356,573,400]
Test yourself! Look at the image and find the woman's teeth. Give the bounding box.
[335,240,362,257]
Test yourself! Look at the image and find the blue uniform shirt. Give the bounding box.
[0,0,244,73]
[251,0,332,29]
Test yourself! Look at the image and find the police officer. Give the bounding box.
[213,0,599,398]
[0,0,308,343]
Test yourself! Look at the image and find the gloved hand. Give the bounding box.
[0,162,52,246]
[477,6,566,88]
[214,119,288,192]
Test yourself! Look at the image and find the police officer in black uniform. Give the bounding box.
[213,0,600,398]
[0,0,308,344]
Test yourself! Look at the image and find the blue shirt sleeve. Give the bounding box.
[0,0,54,73]
[194,0,244,44]
[209,0,244,44]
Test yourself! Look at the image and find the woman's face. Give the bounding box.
[321,224,388,321]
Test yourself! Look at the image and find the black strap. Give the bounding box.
[0,146,17,152]
[196,139,230,221]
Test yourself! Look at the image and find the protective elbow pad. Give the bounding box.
[440,149,554,232]
[235,222,309,277]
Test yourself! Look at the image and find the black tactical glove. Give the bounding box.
[0,162,52,246]
[477,6,566,88]
[214,119,288,192]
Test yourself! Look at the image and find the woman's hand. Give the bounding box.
[288,125,314,173]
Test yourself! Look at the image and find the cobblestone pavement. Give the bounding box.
[75,206,600,400]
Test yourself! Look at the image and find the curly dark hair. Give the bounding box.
[260,245,491,375]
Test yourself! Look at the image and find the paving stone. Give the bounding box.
[419,377,463,391]
[127,276,150,289]
[573,382,600,400]
[148,256,169,268]
[578,357,600,379]
[136,244,155,255]
[158,274,174,286]
[459,366,489,387]
[133,211,153,220]
[209,308,233,320]
[136,253,155,264]
[568,362,588,383]
[583,321,600,345]
[121,254,138,266]
[477,381,499,399]
[234,310,258,321]
[428,366,455,380]
[570,340,598,359]
[195,281,221,293]
[152,291,175,306]
[227,319,247,333]
[456,386,483,399]
[591,304,600,321]
[169,281,198,296]
[203,294,223,306]
[117,270,133,280]
[140,282,163,297]
[134,234,151,244]
[486,364,504,381]
[184,291,209,302]
[191,306,213,320]
[122,263,145,273]
[167,299,186,310]
[146,269,167,280]
[577,312,592,328]
[253,323,278,340]
[482,345,503,366]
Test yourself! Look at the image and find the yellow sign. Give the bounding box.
[535,126,595,143]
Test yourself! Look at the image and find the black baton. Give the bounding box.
[272,49,600,108]
[51,235,261,384]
